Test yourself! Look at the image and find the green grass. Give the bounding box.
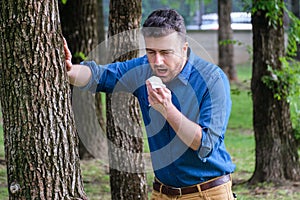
[80,159,110,200]
[229,90,253,129]
[0,62,300,199]
[226,63,255,183]
[226,129,255,179]
[227,62,255,181]
[0,110,8,199]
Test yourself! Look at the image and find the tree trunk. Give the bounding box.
[106,0,147,199]
[0,1,87,199]
[59,0,108,160]
[250,1,300,184]
[218,0,237,81]
[95,0,107,135]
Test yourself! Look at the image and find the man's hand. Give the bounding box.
[146,80,202,150]
[63,37,72,71]
[146,80,172,117]
[62,37,92,87]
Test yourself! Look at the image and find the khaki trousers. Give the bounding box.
[150,176,236,200]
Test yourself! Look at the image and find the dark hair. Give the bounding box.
[142,9,186,41]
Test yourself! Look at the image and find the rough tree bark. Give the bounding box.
[0,0,87,199]
[59,0,108,160]
[218,0,237,81]
[250,0,300,184]
[106,0,147,199]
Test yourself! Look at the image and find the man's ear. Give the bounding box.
[183,42,188,50]
[183,42,189,56]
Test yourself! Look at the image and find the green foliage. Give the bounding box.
[261,59,299,101]
[141,0,194,25]
[161,0,180,8]
[279,58,300,100]
[285,9,300,57]
[261,59,300,142]
[219,39,244,46]
[61,0,67,5]
[252,0,300,58]
[291,98,300,142]
[219,39,253,61]
[240,0,252,12]
[252,0,285,27]
[261,57,300,139]
[253,0,300,139]
[74,52,87,61]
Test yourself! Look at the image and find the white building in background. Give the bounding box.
[187,12,252,30]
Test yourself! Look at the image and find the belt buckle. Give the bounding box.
[171,187,182,197]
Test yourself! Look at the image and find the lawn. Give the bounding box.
[0,62,300,199]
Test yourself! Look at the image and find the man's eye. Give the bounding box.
[161,51,173,55]
[147,51,155,55]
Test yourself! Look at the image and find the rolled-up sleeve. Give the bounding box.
[197,70,231,160]
[79,61,108,93]
[78,60,134,93]
[78,56,151,94]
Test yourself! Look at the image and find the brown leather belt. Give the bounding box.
[153,174,231,196]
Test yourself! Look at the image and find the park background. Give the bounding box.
[0,0,300,199]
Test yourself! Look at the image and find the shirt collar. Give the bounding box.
[177,48,194,85]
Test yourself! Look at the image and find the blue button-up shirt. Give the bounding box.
[80,49,236,187]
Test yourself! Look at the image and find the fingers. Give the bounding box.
[146,80,152,92]
[146,81,156,105]
[63,37,72,71]
[63,37,72,60]
[146,80,170,105]
[146,81,159,100]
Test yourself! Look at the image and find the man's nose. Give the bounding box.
[154,53,164,65]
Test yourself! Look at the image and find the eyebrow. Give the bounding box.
[145,48,174,53]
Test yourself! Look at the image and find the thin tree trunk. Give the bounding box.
[0,0,87,199]
[218,0,237,81]
[106,0,147,199]
[59,0,108,160]
[95,0,107,135]
[250,1,300,184]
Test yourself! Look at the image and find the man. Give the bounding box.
[65,9,236,200]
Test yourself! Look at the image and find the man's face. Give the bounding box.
[144,32,188,83]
